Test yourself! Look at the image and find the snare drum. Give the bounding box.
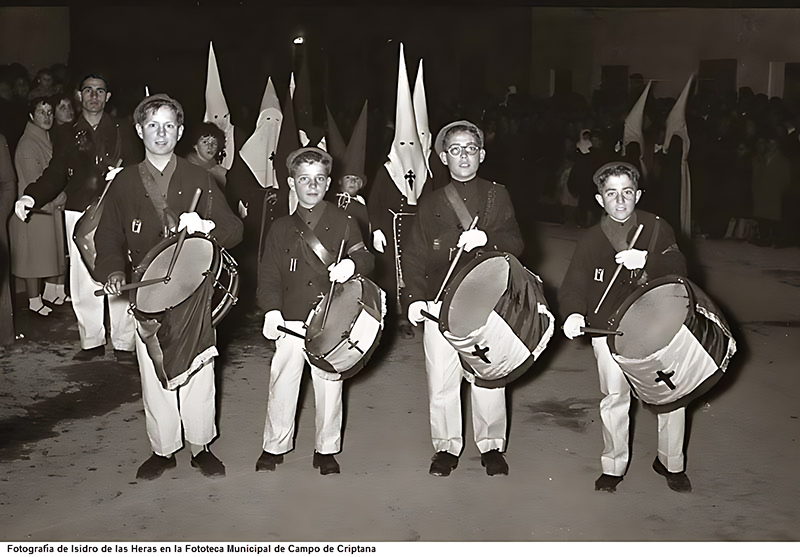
[304,276,386,381]
[607,275,736,412]
[132,233,238,326]
[439,252,554,388]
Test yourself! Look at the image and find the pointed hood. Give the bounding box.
[622,79,651,157]
[663,75,694,239]
[663,74,693,159]
[413,59,432,177]
[325,103,347,162]
[293,50,324,148]
[341,100,368,185]
[203,41,235,170]
[276,84,301,214]
[239,76,282,189]
[384,43,427,205]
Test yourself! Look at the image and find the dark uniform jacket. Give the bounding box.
[558,210,686,330]
[257,201,374,321]
[25,112,141,212]
[401,176,524,313]
[94,156,243,281]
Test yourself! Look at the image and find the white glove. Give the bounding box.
[563,313,586,340]
[407,300,428,325]
[178,212,216,235]
[457,228,488,252]
[238,200,248,219]
[105,165,123,182]
[262,310,286,340]
[328,258,355,283]
[615,249,648,270]
[372,229,387,253]
[14,196,34,222]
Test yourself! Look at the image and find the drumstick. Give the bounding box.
[277,325,305,340]
[93,187,203,297]
[165,187,204,279]
[321,239,347,330]
[420,309,439,323]
[580,327,623,336]
[593,223,644,315]
[24,207,52,222]
[434,215,479,304]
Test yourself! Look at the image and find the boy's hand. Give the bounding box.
[563,313,586,339]
[372,229,386,253]
[262,310,286,340]
[328,259,355,283]
[615,249,647,270]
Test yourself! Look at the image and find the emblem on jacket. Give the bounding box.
[594,268,604,282]
[132,219,142,234]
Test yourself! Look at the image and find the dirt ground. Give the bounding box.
[1,222,798,543]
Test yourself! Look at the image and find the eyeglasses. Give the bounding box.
[603,189,637,201]
[446,144,481,157]
[199,137,218,148]
[296,175,328,186]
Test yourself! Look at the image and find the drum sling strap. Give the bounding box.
[137,163,179,240]
[444,181,497,231]
[292,212,349,274]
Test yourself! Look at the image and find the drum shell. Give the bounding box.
[131,234,239,326]
[607,275,736,413]
[439,251,554,389]
[304,276,386,380]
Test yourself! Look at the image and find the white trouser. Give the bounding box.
[262,320,343,455]
[64,210,135,351]
[592,337,686,475]
[135,326,217,456]
[422,318,507,456]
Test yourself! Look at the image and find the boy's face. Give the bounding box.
[595,174,641,222]
[289,161,330,209]
[439,130,485,182]
[136,105,183,157]
[339,175,363,196]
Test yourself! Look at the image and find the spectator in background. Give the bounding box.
[9,98,67,316]
[28,69,58,101]
[185,122,227,190]
[751,134,791,246]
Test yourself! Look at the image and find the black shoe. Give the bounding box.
[429,451,458,477]
[114,349,137,366]
[73,345,105,361]
[595,473,624,492]
[136,453,176,480]
[255,450,284,472]
[652,457,692,493]
[480,449,509,476]
[398,322,415,339]
[312,452,340,475]
[191,450,226,478]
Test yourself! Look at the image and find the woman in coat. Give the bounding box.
[9,97,67,315]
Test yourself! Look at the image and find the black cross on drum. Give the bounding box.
[472,344,491,364]
[655,370,677,390]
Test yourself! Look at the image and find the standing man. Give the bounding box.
[559,162,691,493]
[256,147,373,475]
[14,74,139,364]
[95,94,242,480]
[403,120,524,477]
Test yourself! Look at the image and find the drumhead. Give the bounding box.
[612,281,690,359]
[136,236,216,314]
[447,255,509,337]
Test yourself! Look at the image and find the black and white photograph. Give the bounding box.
[0,1,798,549]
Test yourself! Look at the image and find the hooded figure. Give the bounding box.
[621,79,653,179]
[239,77,282,191]
[292,51,325,150]
[204,42,236,171]
[663,75,694,239]
[367,43,430,338]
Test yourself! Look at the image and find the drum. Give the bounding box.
[132,234,239,327]
[439,251,554,388]
[607,275,737,413]
[304,276,386,381]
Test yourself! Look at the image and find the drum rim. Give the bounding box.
[131,233,221,319]
[439,250,514,334]
[607,274,693,354]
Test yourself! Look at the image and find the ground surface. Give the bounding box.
[1,223,798,542]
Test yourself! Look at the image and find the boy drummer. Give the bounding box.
[256,147,373,475]
[559,161,692,492]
